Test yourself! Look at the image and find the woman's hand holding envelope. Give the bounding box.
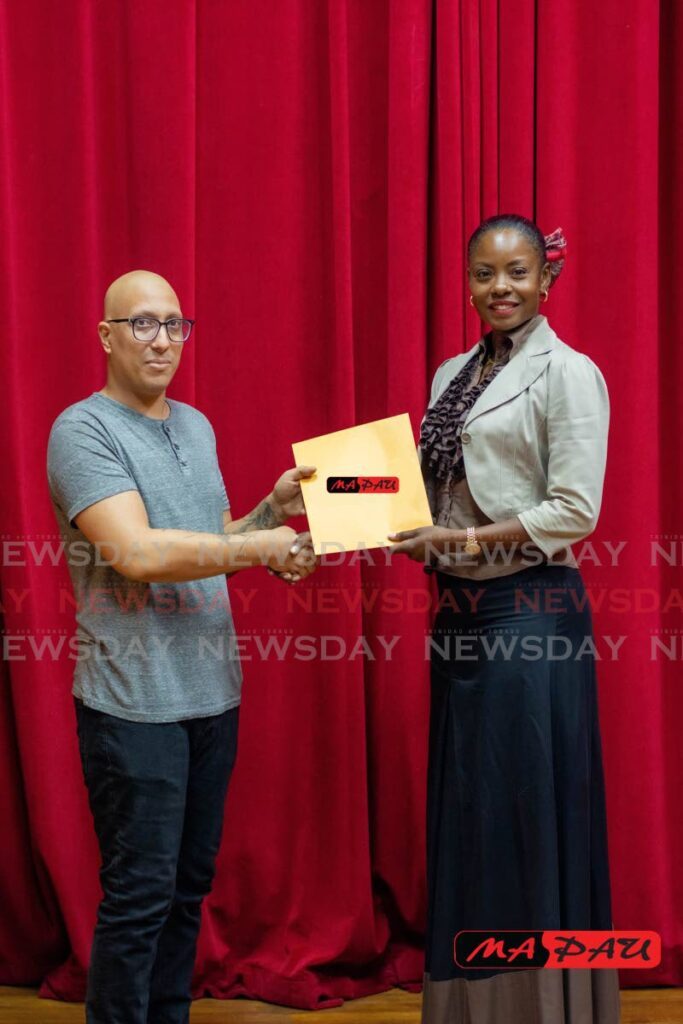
[388,526,463,564]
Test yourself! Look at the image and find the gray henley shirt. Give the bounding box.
[46,391,242,722]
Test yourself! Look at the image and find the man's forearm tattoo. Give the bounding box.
[230,499,280,533]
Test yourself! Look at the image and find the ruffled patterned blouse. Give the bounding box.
[420,339,511,484]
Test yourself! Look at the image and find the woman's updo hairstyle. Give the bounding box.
[467,213,567,287]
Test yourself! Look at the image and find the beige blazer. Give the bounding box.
[426,315,610,560]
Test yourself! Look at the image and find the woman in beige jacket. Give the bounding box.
[390,214,620,1024]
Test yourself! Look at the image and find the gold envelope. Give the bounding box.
[292,413,433,555]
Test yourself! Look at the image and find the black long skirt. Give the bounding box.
[422,563,621,1023]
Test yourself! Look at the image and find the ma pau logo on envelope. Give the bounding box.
[326,477,400,493]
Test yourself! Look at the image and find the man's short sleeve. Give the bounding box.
[47,417,139,528]
[218,471,230,511]
[202,416,230,512]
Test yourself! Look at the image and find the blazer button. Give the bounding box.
[461,431,471,444]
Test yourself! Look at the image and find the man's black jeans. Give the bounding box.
[74,697,240,1024]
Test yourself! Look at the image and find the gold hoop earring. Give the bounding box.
[540,289,549,302]
[469,295,475,307]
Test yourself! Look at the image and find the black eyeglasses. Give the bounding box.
[107,316,195,343]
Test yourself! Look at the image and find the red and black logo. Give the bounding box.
[326,476,400,493]
[454,931,660,970]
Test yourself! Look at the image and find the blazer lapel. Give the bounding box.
[464,317,558,427]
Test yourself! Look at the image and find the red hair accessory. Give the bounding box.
[544,227,567,282]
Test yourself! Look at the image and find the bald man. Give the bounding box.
[47,271,316,1023]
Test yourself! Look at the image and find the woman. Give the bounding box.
[389,215,620,1023]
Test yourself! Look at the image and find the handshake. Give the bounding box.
[263,527,316,585]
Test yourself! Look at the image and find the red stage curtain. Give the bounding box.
[0,0,680,1007]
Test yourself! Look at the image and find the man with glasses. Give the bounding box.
[47,269,316,1023]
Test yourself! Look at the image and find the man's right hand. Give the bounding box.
[262,527,316,579]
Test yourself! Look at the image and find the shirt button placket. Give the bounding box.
[163,424,188,469]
